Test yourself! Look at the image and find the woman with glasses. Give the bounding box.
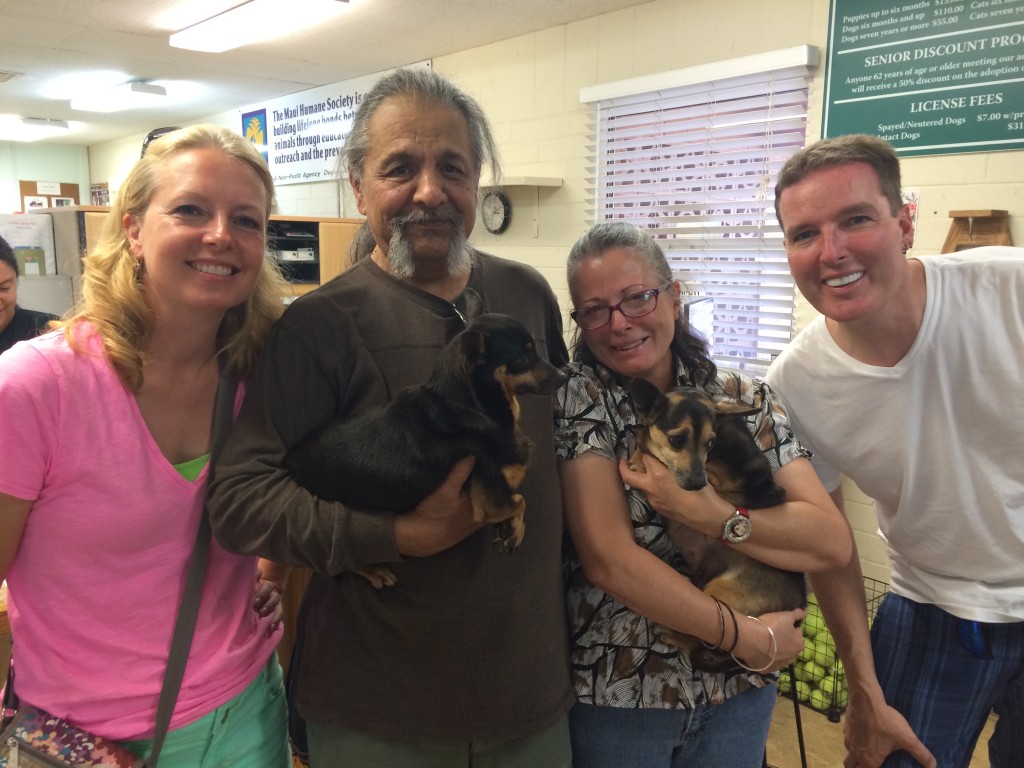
[553,221,852,767]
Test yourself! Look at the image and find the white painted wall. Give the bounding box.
[0,142,90,214]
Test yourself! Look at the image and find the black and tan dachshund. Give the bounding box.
[628,378,806,672]
[286,313,566,587]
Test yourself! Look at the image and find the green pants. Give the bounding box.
[123,656,290,768]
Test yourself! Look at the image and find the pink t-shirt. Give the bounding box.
[0,328,282,739]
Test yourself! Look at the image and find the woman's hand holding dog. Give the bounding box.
[619,455,733,537]
[395,456,482,557]
[731,608,807,673]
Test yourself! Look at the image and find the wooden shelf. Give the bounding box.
[41,208,362,296]
[941,209,1012,253]
[480,175,562,189]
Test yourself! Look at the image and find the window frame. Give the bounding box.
[581,47,819,375]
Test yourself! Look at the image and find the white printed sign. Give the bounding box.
[240,61,431,186]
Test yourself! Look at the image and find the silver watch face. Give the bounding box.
[724,513,752,542]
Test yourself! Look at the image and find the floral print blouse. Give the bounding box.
[553,359,810,709]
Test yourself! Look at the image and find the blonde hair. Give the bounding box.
[60,124,287,390]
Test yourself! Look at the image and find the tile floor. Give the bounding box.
[766,694,996,768]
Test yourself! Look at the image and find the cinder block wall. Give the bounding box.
[86,0,1024,581]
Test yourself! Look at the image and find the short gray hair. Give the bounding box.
[340,68,500,186]
[566,221,672,298]
[565,221,717,386]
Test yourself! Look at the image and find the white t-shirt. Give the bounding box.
[766,247,1024,623]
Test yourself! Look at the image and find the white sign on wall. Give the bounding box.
[240,61,431,186]
[0,213,56,276]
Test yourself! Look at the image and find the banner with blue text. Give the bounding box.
[239,61,431,185]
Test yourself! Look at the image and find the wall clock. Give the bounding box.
[481,190,512,235]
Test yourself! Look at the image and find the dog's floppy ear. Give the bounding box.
[459,328,488,367]
[627,377,665,424]
[711,399,760,419]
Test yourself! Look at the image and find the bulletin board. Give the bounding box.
[19,180,80,212]
[823,0,1024,156]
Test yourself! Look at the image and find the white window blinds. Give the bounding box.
[582,48,817,375]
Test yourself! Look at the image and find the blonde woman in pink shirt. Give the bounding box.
[0,124,291,767]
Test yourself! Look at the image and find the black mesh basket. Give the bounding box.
[779,576,889,722]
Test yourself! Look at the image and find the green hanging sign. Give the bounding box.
[823,0,1024,155]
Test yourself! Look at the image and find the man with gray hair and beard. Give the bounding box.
[208,67,573,768]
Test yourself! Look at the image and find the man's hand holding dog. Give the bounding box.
[254,560,287,633]
[395,456,481,557]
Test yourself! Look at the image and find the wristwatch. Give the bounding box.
[722,507,752,543]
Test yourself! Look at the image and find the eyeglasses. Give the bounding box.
[570,282,672,330]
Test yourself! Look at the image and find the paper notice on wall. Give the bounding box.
[238,61,431,186]
[0,213,57,276]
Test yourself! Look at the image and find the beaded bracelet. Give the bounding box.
[731,615,778,674]
[701,596,726,650]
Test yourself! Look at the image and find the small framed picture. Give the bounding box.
[53,197,75,207]
[23,195,48,210]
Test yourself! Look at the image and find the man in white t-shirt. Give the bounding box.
[765,134,1024,768]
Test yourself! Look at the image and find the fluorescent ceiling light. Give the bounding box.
[70,82,167,113]
[0,115,70,142]
[170,0,349,53]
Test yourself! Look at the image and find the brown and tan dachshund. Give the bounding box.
[628,377,806,672]
[287,313,566,587]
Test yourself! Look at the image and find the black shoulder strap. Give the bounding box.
[1,651,15,730]
[148,367,236,766]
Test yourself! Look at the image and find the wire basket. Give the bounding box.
[778,576,890,722]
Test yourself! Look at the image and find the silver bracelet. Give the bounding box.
[731,615,778,674]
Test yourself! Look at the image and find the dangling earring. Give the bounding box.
[133,259,144,282]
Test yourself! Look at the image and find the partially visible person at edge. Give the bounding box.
[553,221,853,768]
[0,234,58,355]
[766,133,1024,768]
[206,68,574,768]
[0,124,292,767]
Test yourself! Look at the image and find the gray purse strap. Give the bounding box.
[148,367,236,767]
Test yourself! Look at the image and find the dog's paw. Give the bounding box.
[358,564,397,589]
[492,516,525,554]
[626,448,647,474]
